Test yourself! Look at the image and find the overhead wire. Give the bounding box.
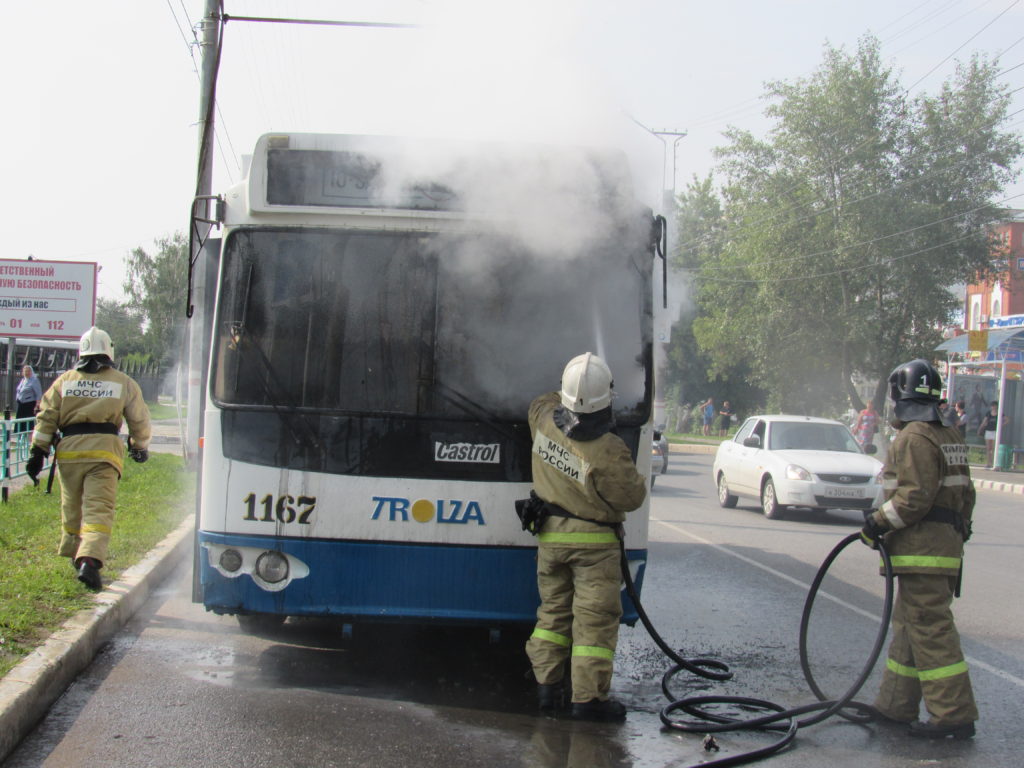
[687,192,1023,273]
[164,0,238,183]
[881,0,961,46]
[667,1,1022,255]
[687,192,1023,285]
[887,0,998,55]
[673,115,1024,261]
[905,0,1021,92]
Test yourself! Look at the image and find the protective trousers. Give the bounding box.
[56,462,120,564]
[875,573,978,725]
[525,546,622,703]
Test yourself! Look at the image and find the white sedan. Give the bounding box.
[712,415,884,519]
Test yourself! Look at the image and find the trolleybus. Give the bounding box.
[190,133,664,632]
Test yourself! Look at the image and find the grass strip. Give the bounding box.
[0,453,194,677]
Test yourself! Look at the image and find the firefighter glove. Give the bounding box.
[860,513,887,550]
[130,448,149,464]
[26,447,47,484]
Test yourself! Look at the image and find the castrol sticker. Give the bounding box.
[433,441,501,464]
[61,380,123,400]
[532,432,589,485]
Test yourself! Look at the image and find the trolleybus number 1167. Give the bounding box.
[242,493,317,524]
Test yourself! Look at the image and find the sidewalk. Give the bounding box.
[0,418,188,763]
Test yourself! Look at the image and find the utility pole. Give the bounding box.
[628,118,687,430]
[184,0,221,468]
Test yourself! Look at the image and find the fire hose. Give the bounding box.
[619,532,894,768]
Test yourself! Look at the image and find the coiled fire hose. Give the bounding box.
[619,532,894,768]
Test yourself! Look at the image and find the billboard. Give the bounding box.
[0,259,96,339]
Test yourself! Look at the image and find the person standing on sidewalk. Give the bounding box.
[860,358,977,740]
[14,365,43,433]
[25,327,152,591]
[976,401,1007,469]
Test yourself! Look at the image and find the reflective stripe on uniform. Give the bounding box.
[887,555,961,569]
[886,657,969,681]
[887,658,918,678]
[55,449,122,464]
[918,660,969,681]
[942,475,971,487]
[537,531,619,544]
[32,430,54,446]
[883,478,899,490]
[879,499,906,530]
[82,523,112,535]
[64,525,80,535]
[572,644,615,660]
[531,628,571,647]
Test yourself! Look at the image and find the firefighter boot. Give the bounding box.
[76,557,103,591]
[537,683,564,712]
[909,720,975,740]
[571,698,627,722]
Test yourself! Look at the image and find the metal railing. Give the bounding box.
[1,415,50,501]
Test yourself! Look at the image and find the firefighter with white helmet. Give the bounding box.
[861,358,978,739]
[524,352,647,721]
[26,327,152,591]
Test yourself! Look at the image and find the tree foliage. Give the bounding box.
[95,297,146,361]
[123,232,188,365]
[680,35,1021,415]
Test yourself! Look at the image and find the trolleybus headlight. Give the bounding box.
[219,548,243,573]
[255,551,290,584]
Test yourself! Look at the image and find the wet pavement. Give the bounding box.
[3,450,1022,767]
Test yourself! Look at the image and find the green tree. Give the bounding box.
[123,232,188,364]
[95,297,146,360]
[689,35,1020,414]
[665,175,767,419]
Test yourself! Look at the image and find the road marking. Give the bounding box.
[652,516,1024,689]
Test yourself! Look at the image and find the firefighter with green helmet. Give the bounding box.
[525,352,647,721]
[860,358,977,739]
[26,327,152,592]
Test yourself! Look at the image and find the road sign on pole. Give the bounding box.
[0,259,97,339]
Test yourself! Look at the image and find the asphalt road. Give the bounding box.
[4,452,1021,768]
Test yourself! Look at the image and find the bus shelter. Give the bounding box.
[936,327,1024,469]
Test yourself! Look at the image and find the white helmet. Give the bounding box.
[560,352,613,414]
[79,326,114,360]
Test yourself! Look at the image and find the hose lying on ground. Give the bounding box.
[620,532,894,768]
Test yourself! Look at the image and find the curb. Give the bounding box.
[669,443,718,455]
[0,515,195,763]
[972,477,1024,495]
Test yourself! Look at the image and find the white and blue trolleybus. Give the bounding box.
[191,133,665,633]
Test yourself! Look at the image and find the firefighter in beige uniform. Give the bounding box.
[861,359,977,740]
[27,327,152,591]
[525,353,647,722]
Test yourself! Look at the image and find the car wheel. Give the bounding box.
[661,454,668,474]
[761,477,785,519]
[717,472,738,508]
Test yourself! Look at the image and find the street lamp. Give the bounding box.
[627,115,687,194]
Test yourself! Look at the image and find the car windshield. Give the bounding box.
[767,422,861,453]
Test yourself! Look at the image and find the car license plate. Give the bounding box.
[825,486,863,499]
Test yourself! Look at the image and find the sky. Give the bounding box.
[3,0,1023,303]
